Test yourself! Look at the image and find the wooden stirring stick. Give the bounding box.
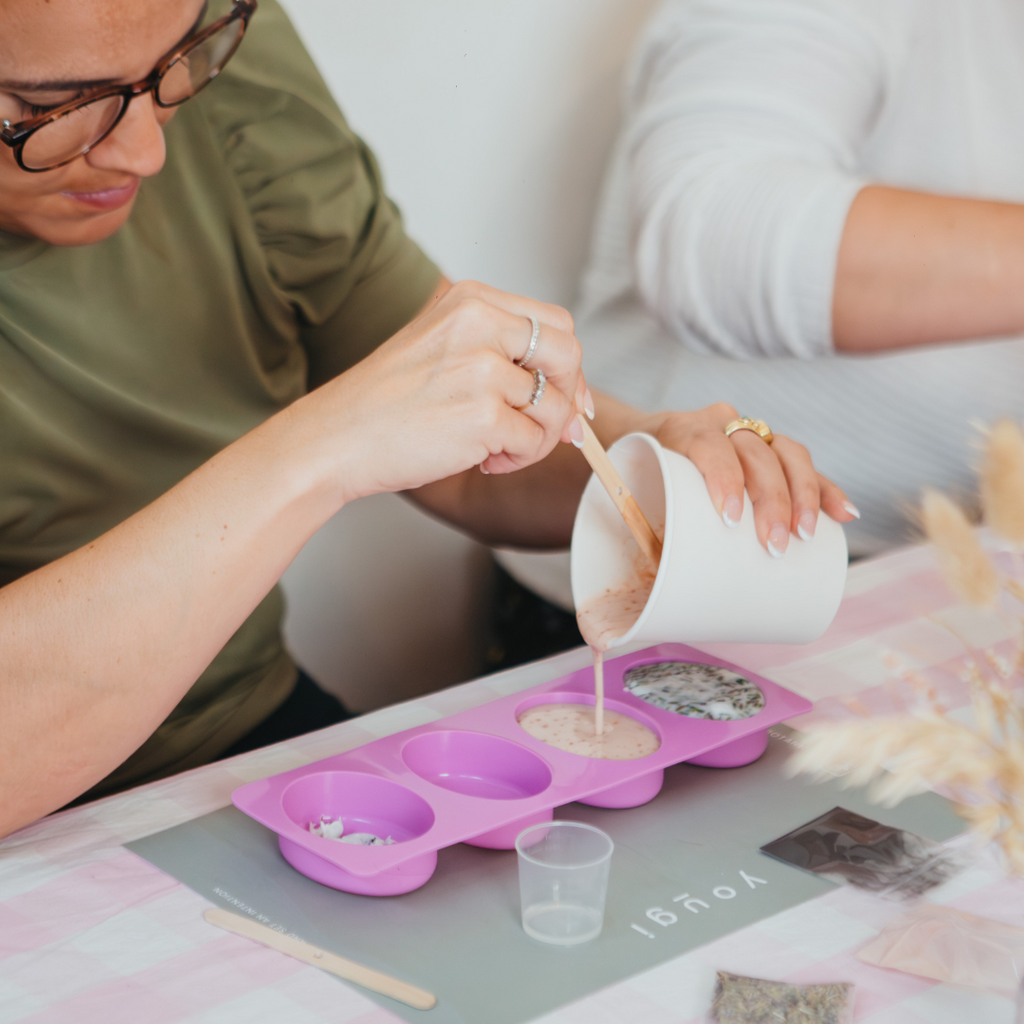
[576,415,663,570]
[204,908,437,1011]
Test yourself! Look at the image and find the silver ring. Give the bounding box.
[527,367,546,406]
[516,316,540,367]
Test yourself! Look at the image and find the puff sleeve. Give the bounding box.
[197,0,441,387]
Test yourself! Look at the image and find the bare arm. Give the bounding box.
[0,403,342,835]
[833,186,1024,352]
[0,280,583,837]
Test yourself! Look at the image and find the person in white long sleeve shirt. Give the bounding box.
[579,0,1024,554]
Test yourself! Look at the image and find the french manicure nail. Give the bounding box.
[569,417,585,448]
[843,501,861,520]
[584,388,596,421]
[722,494,743,528]
[797,511,817,542]
[767,523,789,558]
[480,464,490,475]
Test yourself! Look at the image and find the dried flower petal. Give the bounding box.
[921,490,999,608]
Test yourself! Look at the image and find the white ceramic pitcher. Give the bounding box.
[570,433,848,647]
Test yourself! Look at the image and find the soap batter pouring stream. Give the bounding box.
[576,558,658,734]
[518,550,660,759]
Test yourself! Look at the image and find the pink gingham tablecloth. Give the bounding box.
[3,540,1024,1024]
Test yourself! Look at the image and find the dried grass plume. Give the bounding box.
[981,419,1024,547]
[920,489,998,608]
[792,421,1024,876]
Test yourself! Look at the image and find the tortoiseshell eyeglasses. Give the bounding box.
[0,0,257,172]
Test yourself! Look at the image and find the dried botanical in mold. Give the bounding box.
[308,816,395,845]
[624,661,765,720]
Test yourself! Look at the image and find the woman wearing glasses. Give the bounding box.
[0,0,854,837]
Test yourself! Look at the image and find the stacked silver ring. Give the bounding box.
[516,316,540,367]
[528,367,547,406]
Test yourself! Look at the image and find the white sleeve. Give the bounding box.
[627,0,889,358]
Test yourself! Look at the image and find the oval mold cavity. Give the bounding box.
[402,730,552,800]
[514,691,662,760]
[623,661,765,721]
[282,771,435,844]
[279,838,437,896]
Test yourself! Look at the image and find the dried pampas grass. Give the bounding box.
[920,489,998,608]
[792,421,1024,876]
[982,419,1024,547]
[789,689,1024,875]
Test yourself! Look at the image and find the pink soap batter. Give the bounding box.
[575,562,657,654]
[518,702,660,760]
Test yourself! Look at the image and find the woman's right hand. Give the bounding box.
[302,280,587,503]
[0,279,585,834]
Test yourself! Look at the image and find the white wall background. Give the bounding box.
[277,0,659,712]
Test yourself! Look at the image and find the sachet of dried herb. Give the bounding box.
[710,971,853,1024]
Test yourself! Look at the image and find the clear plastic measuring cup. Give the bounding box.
[515,821,614,945]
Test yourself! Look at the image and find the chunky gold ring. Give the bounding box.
[724,417,774,445]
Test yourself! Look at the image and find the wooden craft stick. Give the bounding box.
[593,650,605,737]
[576,415,663,569]
[203,907,437,1011]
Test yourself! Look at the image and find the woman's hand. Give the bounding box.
[639,403,858,556]
[309,280,586,504]
[588,396,857,557]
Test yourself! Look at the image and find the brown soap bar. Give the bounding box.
[711,971,853,1024]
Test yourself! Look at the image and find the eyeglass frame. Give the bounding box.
[0,0,258,173]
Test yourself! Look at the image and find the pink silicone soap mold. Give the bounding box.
[232,643,811,896]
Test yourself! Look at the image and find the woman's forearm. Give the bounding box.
[833,186,1024,352]
[407,444,589,551]
[0,400,345,836]
[0,280,586,836]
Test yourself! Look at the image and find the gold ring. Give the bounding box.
[724,417,774,445]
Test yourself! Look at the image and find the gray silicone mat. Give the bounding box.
[127,728,963,1024]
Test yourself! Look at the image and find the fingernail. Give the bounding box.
[722,494,742,528]
[843,501,861,520]
[584,388,596,421]
[569,417,585,449]
[767,522,789,558]
[480,463,490,475]
[797,511,817,542]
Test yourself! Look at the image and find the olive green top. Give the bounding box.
[0,0,441,798]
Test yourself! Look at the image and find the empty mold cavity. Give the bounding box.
[402,730,552,800]
[282,771,434,844]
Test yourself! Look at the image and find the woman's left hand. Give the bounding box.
[408,379,858,556]
[624,402,858,557]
